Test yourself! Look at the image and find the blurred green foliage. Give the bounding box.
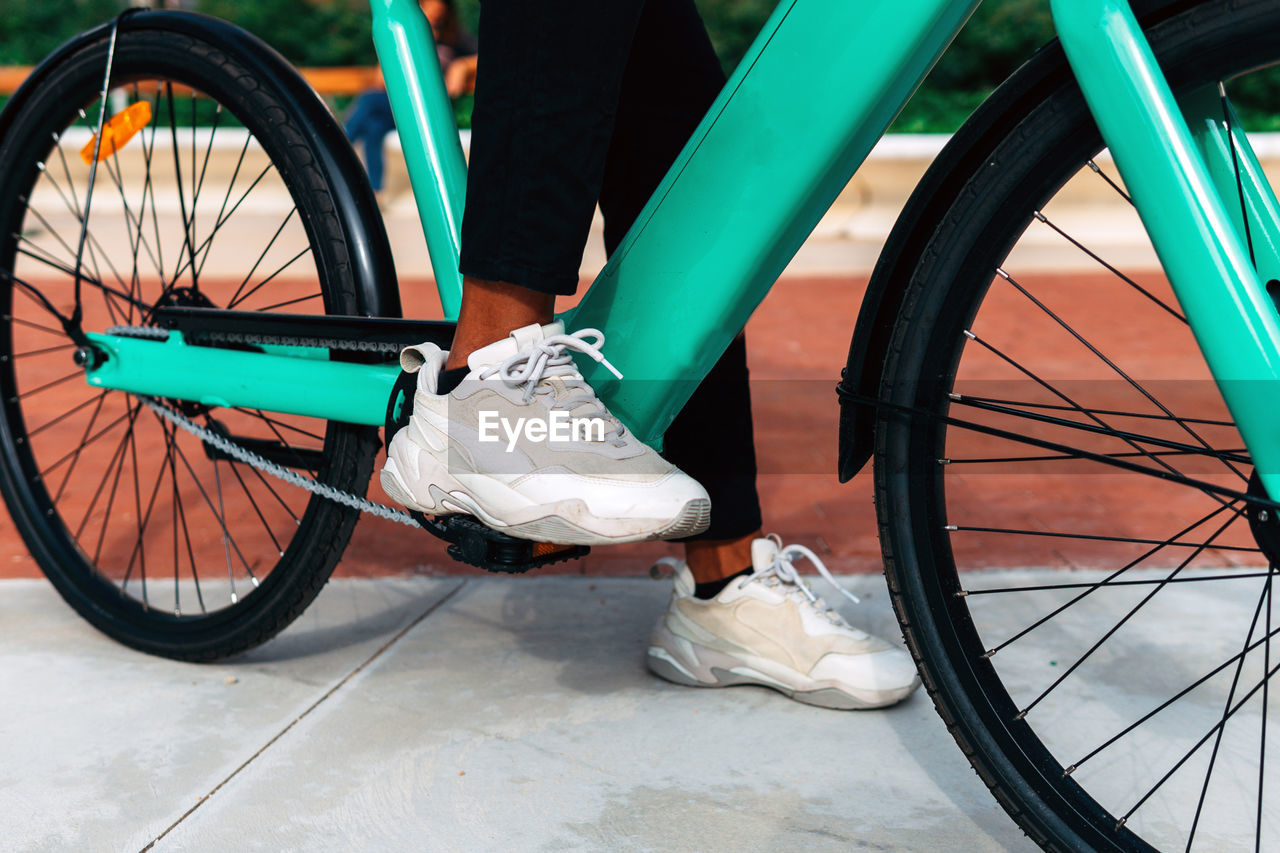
[0,0,123,65]
[196,0,377,65]
[2,0,1278,132]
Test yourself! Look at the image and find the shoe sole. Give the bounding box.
[646,625,918,711]
[381,442,711,546]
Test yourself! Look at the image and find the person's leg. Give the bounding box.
[444,277,553,370]
[597,0,762,586]
[382,0,712,546]
[346,90,395,192]
[364,128,386,192]
[344,91,375,178]
[449,0,649,369]
[345,95,371,140]
[366,93,397,193]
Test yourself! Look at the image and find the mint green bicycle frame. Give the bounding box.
[84,0,1280,497]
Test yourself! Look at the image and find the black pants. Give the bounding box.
[459,0,762,541]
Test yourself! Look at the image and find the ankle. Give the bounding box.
[684,530,762,585]
[445,277,555,370]
[693,566,751,600]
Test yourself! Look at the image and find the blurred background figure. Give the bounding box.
[426,0,478,98]
[345,0,477,196]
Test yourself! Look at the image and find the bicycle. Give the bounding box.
[2,0,1279,848]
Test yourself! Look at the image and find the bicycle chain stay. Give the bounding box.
[106,322,418,525]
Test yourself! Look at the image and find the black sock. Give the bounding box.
[693,566,752,600]
[435,365,469,395]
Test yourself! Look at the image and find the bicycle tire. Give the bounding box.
[0,20,381,660]
[876,0,1280,849]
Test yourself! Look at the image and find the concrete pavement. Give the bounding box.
[2,575,1035,852]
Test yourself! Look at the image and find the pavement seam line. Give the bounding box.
[138,579,469,852]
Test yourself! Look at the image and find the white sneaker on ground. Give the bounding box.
[646,535,921,709]
[380,321,711,546]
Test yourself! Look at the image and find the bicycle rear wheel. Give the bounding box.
[876,0,1280,849]
[0,20,381,660]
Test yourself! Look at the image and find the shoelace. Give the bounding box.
[755,536,860,624]
[649,535,862,624]
[479,328,626,444]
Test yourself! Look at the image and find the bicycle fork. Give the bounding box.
[1054,0,1280,497]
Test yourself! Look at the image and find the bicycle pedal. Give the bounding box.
[409,511,588,574]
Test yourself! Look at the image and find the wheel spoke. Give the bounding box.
[8,342,77,362]
[227,244,309,309]
[971,501,1242,655]
[1064,582,1279,779]
[1032,210,1187,324]
[953,394,1235,429]
[250,411,329,475]
[994,269,1248,482]
[952,387,1251,470]
[192,132,251,282]
[170,438,259,595]
[156,161,273,305]
[960,331,1243,496]
[103,146,165,287]
[1121,617,1280,830]
[74,404,137,541]
[225,207,296,307]
[232,408,324,442]
[948,447,1246,465]
[225,459,285,557]
[6,314,68,337]
[1016,506,1244,720]
[13,243,144,316]
[172,454,206,615]
[1087,158,1134,205]
[15,369,90,403]
[967,570,1271,596]
[120,415,178,600]
[1258,573,1272,852]
[51,390,109,503]
[127,410,149,604]
[38,409,131,478]
[255,292,322,312]
[950,524,1255,553]
[90,402,137,565]
[165,81,199,291]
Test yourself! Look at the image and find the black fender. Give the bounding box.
[0,10,401,319]
[837,0,1200,482]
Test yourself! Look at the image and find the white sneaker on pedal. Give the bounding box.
[380,321,711,546]
[647,535,920,709]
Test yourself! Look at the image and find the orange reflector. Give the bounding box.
[532,541,571,558]
[80,101,152,164]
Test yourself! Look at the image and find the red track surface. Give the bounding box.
[2,272,1244,579]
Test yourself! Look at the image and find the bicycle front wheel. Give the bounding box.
[877,0,1280,849]
[0,19,382,660]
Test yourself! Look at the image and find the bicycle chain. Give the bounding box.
[106,323,409,354]
[106,324,422,528]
